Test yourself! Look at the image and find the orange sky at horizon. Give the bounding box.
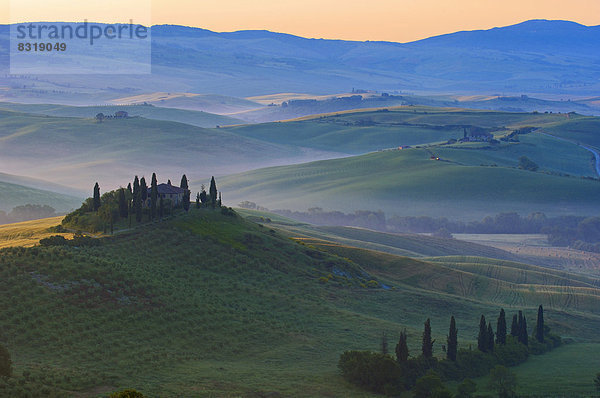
[2,0,600,42]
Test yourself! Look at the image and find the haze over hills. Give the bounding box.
[1,20,599,100]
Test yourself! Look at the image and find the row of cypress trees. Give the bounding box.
[391,305,545,363]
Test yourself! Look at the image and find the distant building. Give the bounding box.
[461,127,493,142]
[145,181,185,207]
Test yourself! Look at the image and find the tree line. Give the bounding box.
[239,203,600,252]
[63,174,221,233]
[338,305,562,397]
[0,204,57,224]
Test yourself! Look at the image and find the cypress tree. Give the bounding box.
[478,315,488,352]
[487,322,495,352]
[196,192,200,209]
[496,308,507,345]
[395,329,409,363]
[180,174,188,190]
[181,174,190,211]
[447,316,458,361]
[140,177,148,203]
[209,176,217,208]
[510,314,519,337]
[127,182,132,196]
[520,317,529,346]
[218,192,222,207]
[118,188,127,218]
[159,197,164,219]
[199,185,207,206]
[422,318,434,358]
[535,305,544,343]
[93,182,101,211]
[381,332,388,355]
[133,176,142,222]
[150,173,158,220]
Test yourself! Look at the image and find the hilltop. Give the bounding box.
[1,208,600,396]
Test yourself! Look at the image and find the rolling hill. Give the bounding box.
[224,106,598,154]
[0,109,343,190]
[220,147,600,220]
[1,20,599,100]
[0,209,600,397]
[0,102,245,128]
[2,209,600,396]
[0,180,82,213]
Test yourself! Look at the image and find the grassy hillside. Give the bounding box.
[224,106,586,154]
[2,209,600,396]
[0,109,334,190]
[0,216,72,248]
[0,181,82,213]
[0,102,244,128]
[221,148,600,219]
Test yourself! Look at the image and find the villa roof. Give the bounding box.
[147,183,185,195]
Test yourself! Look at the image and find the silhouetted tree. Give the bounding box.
[196,192,200,209]
[395,329,409,363]
[447,316,458,361]
[422,318,434,358]
[127,182,132,196]
[496,308,507,345]
[199,184,207,206]
[133,176,142,222]
[535,305,544,343]
[520,317,528,346]
[158,197,164,219]
[218,192,222,207]
[140,177,148,203]
[380,332,388,355]
[510,314,519,337]
[93,182,101,211]
[118,188,128,218]
[150,173,158,220]
[181,174,190,212]
[478,315,488,352]
[487,322,495,352]
[209,176,217,208]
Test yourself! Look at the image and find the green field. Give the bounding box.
[0,102,244,128]
[1,210,600,396]
[224,106,589,154]
[220,147,600,219]
[0,109,308,189]
[471,343,600,396]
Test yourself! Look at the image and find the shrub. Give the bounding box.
[494,337,528,366]
[338,351,404,395]
[109,389,146,398]
[414,371,451,398]
[0,344,11,377]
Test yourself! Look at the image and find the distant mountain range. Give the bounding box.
[0,20,599,98]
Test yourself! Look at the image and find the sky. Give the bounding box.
[2,0,600,42]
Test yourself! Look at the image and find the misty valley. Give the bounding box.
[0,18,600,398]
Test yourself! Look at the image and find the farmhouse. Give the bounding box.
[145,181,185,206]
[461,127,493,142]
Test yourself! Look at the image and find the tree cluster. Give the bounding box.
[0,204,57,224]
[339,305,560,396]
